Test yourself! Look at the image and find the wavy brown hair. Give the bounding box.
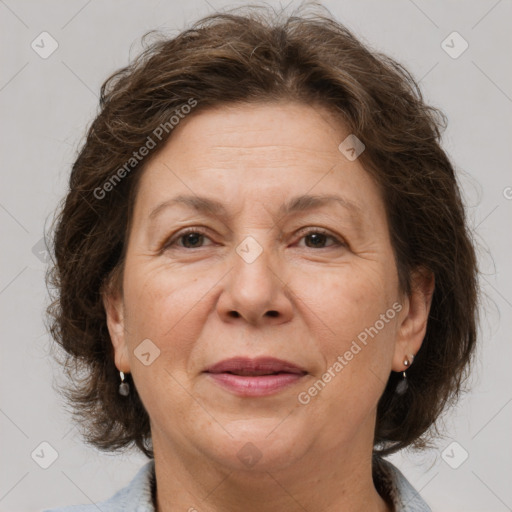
[47,5,478,459]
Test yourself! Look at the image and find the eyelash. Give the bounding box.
[164,227,345,250]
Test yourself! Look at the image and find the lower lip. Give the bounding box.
[206,372,304,397]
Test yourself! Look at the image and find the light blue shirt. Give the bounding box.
[43,458,431,512]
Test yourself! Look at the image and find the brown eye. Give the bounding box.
[165,228,213,250]
[180,232,205,248]
[298,229,344,249]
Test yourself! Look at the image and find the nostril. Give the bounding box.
[227,310,278,319]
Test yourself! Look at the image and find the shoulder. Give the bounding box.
[43,460,156,512]
[374,457,432,512]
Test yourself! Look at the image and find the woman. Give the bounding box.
[45,6,478,512]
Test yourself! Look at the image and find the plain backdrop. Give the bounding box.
[1,0,511,511]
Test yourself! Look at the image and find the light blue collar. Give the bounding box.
[45,457,431,511]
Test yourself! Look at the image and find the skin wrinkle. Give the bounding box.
[104,102,434,512]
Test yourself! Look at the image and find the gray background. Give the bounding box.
[1,0,511,510]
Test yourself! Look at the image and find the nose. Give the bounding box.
[216,235,294,327]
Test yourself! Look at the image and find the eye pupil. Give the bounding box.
[306,233,327,248]
[182,232,203,248]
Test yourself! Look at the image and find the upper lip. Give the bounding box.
[204,357,307,376]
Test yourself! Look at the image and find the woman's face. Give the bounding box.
[106,101,417,472]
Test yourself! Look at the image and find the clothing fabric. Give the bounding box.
[43,458,431,512]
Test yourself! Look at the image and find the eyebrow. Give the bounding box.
[148,193,363,222]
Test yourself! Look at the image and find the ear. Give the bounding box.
[102,271,131,374]
[392,268,435,372]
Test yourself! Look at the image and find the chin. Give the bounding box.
[200,418,308,473]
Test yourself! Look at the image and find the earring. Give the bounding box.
[119,371,130,396]
[395,357,410,395]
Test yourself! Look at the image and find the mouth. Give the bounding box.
[205,356,306,375]
[204,357,307,397]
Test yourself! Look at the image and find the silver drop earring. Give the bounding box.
[395,358,410,395]
[119,371,130,396]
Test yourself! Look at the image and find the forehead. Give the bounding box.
[133,101,384,222]
[157,101,347,160]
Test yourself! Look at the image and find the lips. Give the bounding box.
[204,357,306,376]
[204,357,307,397]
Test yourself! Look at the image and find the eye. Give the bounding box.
[296,228,344,249]
[164,227,214,250]
[163,227,345,251]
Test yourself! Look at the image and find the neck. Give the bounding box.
[152,422,391,512]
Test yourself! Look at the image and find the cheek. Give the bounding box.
[295,262,397,339]
[122,261,221,362]
[120,264,214,416]
[294,264,398,390]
